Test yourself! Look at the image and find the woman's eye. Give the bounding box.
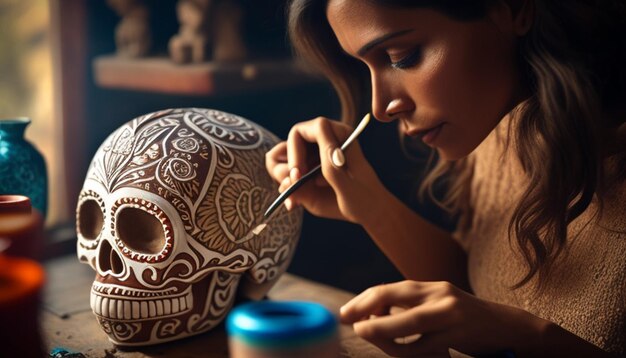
[390,48,422,69]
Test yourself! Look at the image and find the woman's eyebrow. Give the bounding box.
[357,29,414,57]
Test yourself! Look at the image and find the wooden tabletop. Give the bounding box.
[42,255,386,357]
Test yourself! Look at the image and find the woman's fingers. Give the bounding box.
[265,142,289,182]
[352,300,453,340]
[351,302,459,357]
[287,117,350,174]
[360,333,449,358]
[278,176,291,193]
[340,281,429,324]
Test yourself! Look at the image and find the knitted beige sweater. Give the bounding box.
[454,118,626,355]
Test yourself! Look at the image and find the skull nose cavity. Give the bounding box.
[98,239,124,274]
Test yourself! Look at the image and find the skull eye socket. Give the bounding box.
[112,198,173,262]
[117,207,166,254]
[78,199,104,240]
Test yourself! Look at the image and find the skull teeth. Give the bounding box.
[92,283,177,297]
[90,287,193,320]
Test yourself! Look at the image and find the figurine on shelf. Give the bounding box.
[212,0,247,62]
[107,0,151,58]
[168,0,212,64]
[169,0,247,64]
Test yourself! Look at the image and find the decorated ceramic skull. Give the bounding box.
[76,108,302,346]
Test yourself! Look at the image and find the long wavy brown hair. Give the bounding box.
[287,0,626,288]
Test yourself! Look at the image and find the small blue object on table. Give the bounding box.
[226,300,339,357]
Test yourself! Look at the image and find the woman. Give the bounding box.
[265,0,626,356]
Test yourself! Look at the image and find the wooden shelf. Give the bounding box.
[93,55,322,96]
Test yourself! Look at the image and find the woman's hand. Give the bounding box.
[265,116,386,223]
[340,280,546,357]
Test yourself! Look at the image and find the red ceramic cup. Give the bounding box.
[0,195,44,259]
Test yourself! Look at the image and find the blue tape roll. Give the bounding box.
[226,301,338,348]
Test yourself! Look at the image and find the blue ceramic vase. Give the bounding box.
[0,118,48,218]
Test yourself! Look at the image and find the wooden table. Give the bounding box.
[42,255,386,357]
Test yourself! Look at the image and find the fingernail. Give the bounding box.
[330,148,345,168]
[290,167,300,182]
[284,198,292,211]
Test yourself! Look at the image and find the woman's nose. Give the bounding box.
[370,73,412,122]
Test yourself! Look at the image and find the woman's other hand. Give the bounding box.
[265,116,385,223]
[340,280,546,357]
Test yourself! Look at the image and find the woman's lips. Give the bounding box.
[421,123,444,145]
[406,123,445,146]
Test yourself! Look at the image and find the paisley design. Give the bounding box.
[154,318,181,340]
[172,137,200,153]
[195,272,239,332]
[185,109,263,149]
[107,127,133,155]
[95,117,179,193]
[98,318,142,342]
[163,157,196,182]
[216,174,266,244]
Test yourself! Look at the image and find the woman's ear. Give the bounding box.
[488,0,534,36]
[509,0,534,35]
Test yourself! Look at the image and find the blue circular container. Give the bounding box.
[226,301,339,357]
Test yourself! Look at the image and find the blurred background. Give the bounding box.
[0,0,454,294]
[0,0,59,221]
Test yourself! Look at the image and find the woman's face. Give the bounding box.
[327,0,526,160]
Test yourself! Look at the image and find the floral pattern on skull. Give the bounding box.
[76,108,302,346]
